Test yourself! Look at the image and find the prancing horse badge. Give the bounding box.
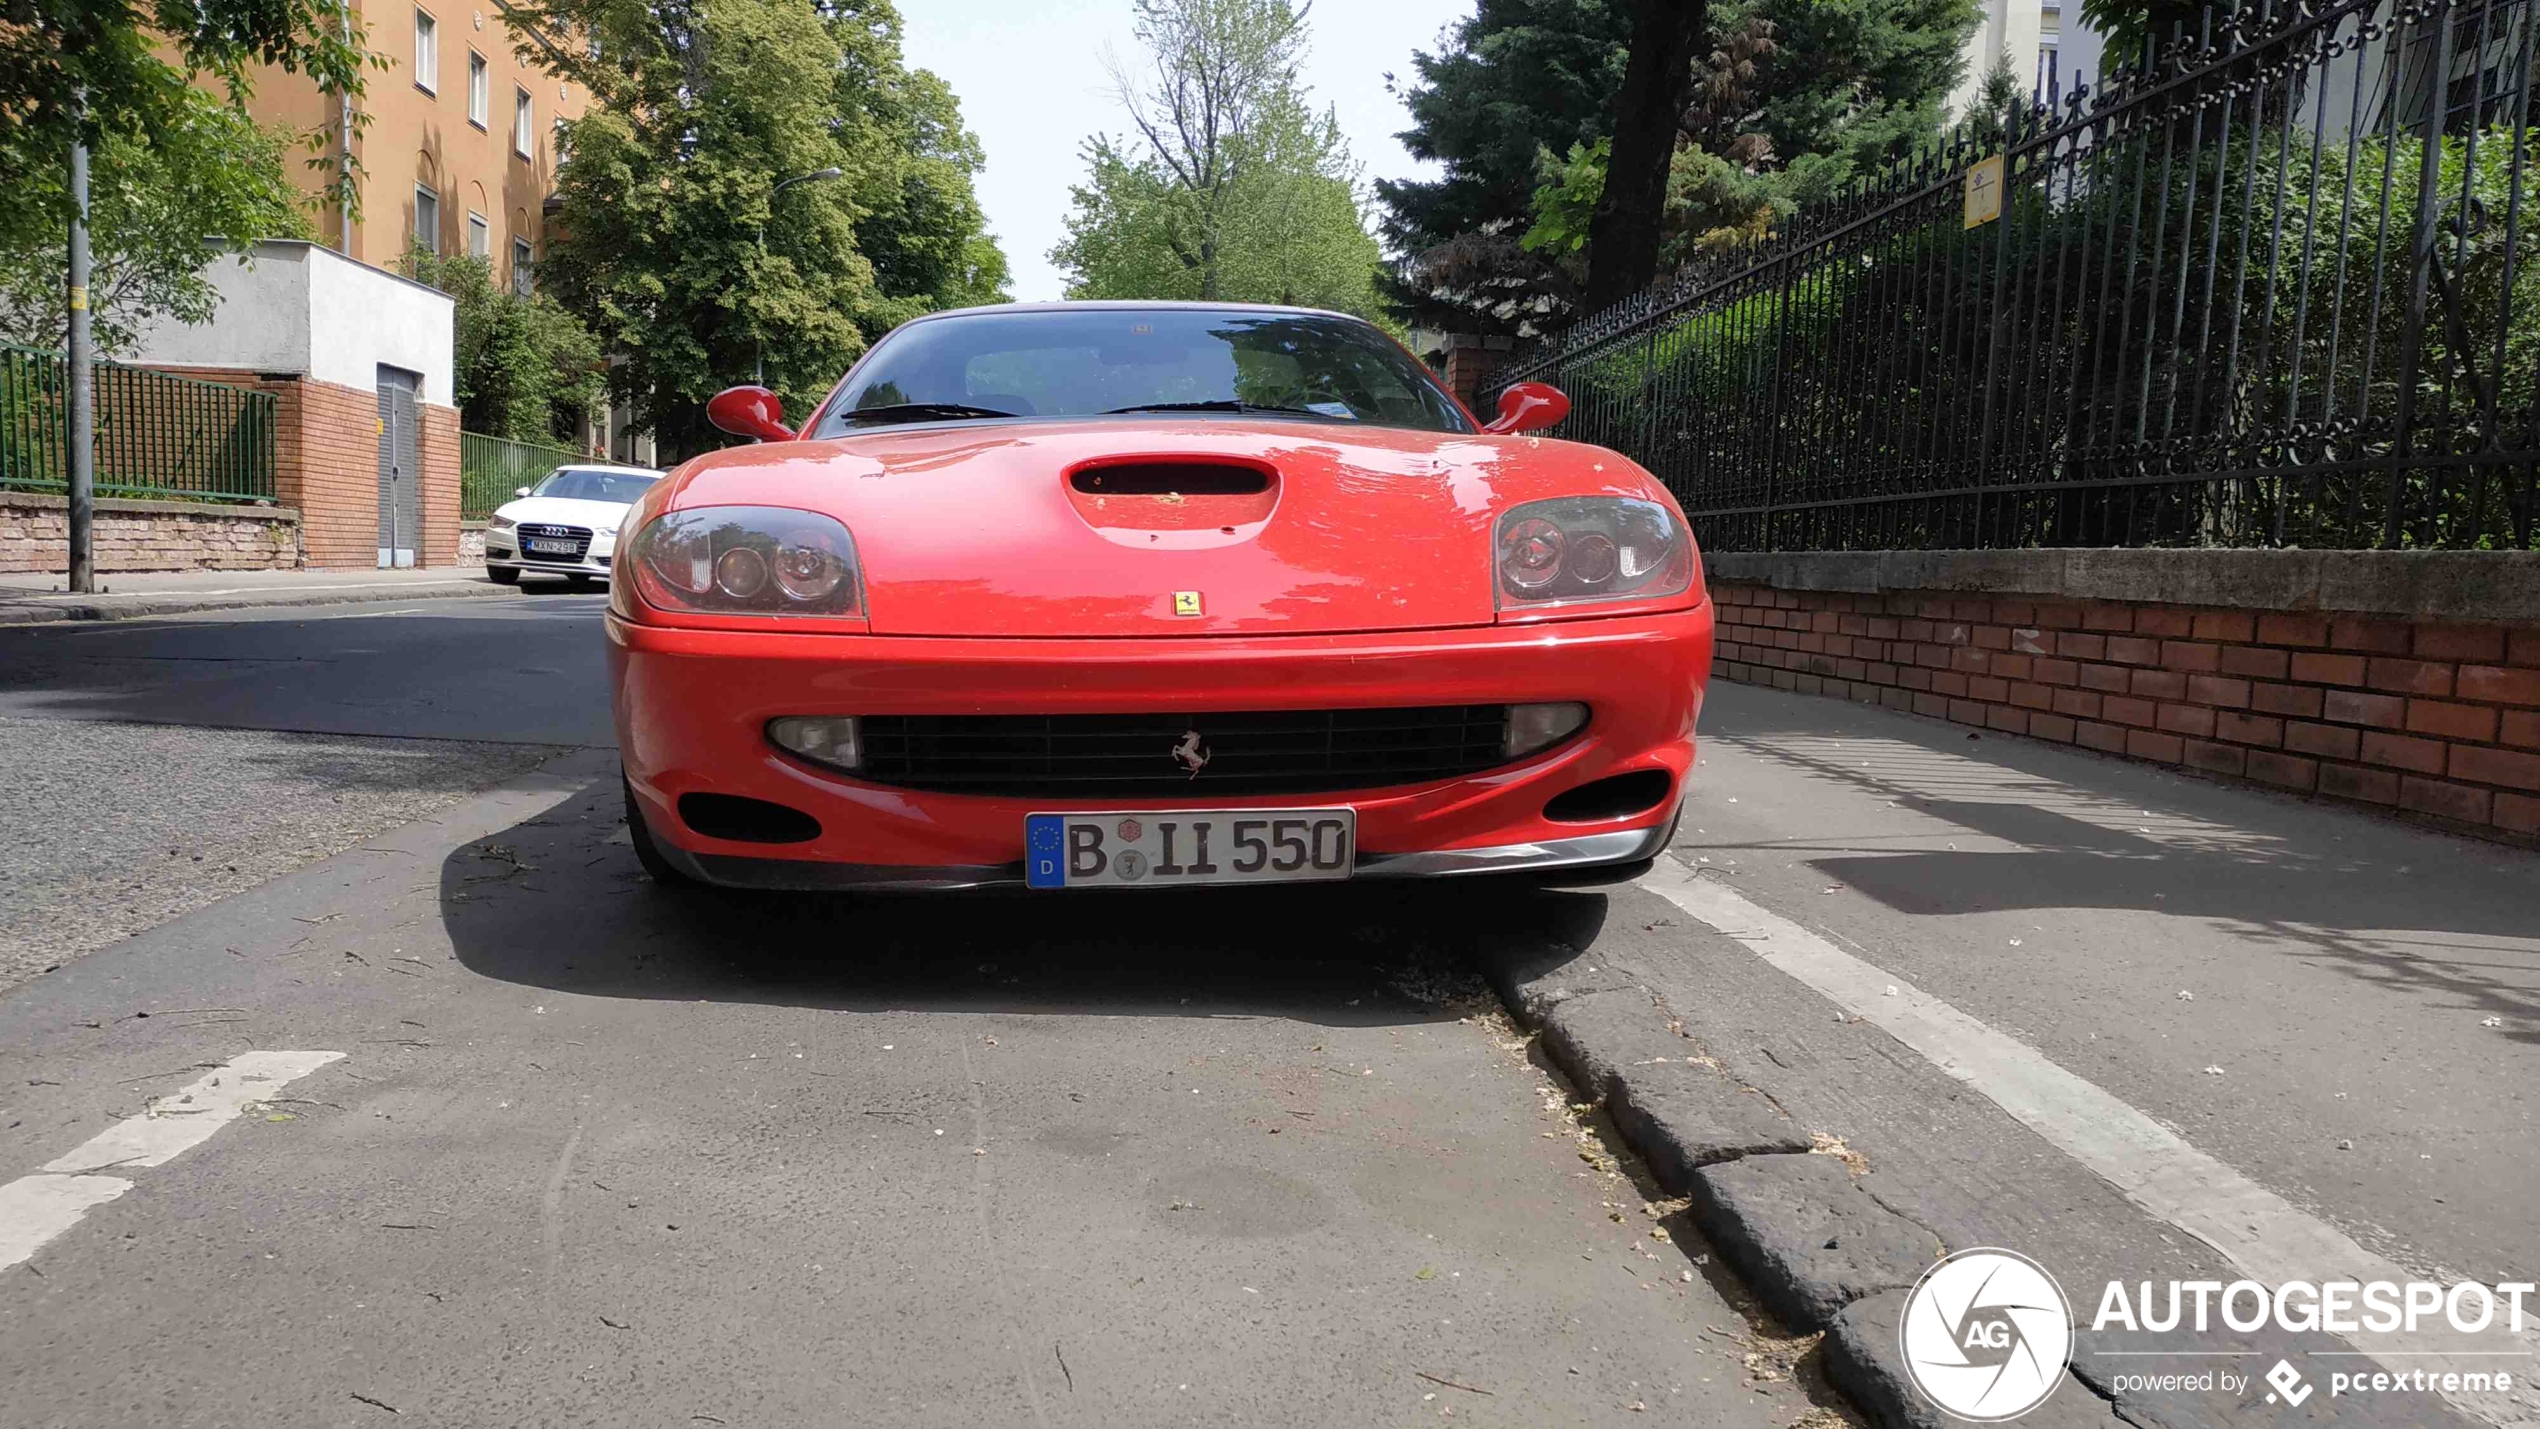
[1173,591,1203,616]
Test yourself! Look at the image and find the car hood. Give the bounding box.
[497,496,638,533]
[654,419,1670,638]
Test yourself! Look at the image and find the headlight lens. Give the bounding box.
[489,515,517,532]
[624,506,863,619]
[1493,497,1691,609]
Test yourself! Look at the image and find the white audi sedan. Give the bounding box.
[482,463,662,587]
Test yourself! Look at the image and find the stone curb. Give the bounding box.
[1475,933,1943,1425]
[1477,929,2140,1429]
[0,579,516,627]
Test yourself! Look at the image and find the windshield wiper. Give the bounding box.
[1102,400,1336,418]
[839,402,1021,425]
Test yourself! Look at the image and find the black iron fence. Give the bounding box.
[0,345,278,504]
[1488,0,2539,552]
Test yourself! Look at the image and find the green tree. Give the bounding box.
[1389,0,1976,331]
[1055,73,1386,318]
[404,247,605,445]
[501,0,1006,458]
[4,0,372,218]
[0,87,312,354]
[1053,0,1384,318]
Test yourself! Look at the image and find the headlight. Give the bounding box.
[623,505,864,619]
[489,515,517,531]
[1493,497,1691,609]
[595,523,619,539]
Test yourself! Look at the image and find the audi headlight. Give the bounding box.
[623,505,863,619]
[489,515,517,532]
[1494,497,1692,609]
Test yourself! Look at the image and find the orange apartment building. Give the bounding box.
[247,0,587,281]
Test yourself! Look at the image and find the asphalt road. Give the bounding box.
[1,593,2532,1427]
[0,596,1823,1427]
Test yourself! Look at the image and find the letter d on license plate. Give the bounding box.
[1025,809,1354,889]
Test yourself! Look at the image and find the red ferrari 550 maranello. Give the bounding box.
[607,301,1713,892]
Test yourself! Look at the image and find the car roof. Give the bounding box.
[547,463,662,477]
[898,299,1364,327]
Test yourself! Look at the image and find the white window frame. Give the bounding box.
[467,51,488,127]
[513,87,534,158]
[414,184,441,254]
[414,9,439,93]
[467,213,489,258]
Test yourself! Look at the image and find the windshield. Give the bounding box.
[532,468,659,504]
[812,308,1473,435]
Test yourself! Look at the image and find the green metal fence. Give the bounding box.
[461,430,585,520]
[1,345,278,503]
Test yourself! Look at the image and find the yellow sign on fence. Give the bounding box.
[1964,156,2005,228]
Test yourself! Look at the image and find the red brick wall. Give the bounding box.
[140,367,461,570]
[1710,582,2540,844]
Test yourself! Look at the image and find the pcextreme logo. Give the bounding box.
[1900,1247,2077,1422]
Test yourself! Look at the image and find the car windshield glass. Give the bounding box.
[532,469,658,504]
[814,309,1472,435]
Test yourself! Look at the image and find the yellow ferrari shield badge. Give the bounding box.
[1173,591,1204,617]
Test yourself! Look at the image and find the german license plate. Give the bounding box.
[1025,810,1354,889]
[526,537,579,554]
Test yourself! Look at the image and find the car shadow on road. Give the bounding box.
[438,777,1613,1027]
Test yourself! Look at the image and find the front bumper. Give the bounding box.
[610,602,1712,883]
[485,529,617,576]
[644,819,1677,891]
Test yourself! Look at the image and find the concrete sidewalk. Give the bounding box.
[0,566,515,625]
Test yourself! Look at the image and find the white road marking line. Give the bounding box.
[42,1050,345,1174]
[1636,857,2533,1425]
[0,1175,133,1270]
[1,1050,343,1272]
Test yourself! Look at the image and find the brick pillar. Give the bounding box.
[1439,334,1517,414]
[419,403,460,567]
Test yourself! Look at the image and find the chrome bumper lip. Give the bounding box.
[649,818,1675,892]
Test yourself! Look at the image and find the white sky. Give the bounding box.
[899,0,1473,302]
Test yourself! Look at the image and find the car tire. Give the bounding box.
[486,565,520,585]
[623,774,693,887]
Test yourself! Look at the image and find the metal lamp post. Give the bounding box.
[754,166,844,386]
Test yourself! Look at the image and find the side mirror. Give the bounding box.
[1484,381,1570,435]
[514,486,532,498]
[707,385,796,442]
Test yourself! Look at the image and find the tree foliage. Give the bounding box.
[1053,0,1386,320]
[0,87,312,353]
[3,0,373,216]
[503,0,1007,459]
[405,247,605,445]
[1386,0,1977,333]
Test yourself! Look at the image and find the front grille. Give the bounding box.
[517,523,592,562]
[853,706,1515,798]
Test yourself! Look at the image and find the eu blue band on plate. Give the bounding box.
[1024,815,1066,888]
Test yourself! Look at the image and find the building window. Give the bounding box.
[414,184,441,254]
[514,87,534,157]
[512,237,534,296]
[467,51,488,127]
[414,9,438,93]
[467,213,489,258]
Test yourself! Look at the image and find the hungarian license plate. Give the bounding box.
[526,537,579,554]
[1025,810,1355,889]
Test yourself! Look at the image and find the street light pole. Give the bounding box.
[66,105,95,595]
[754,166,844,386]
